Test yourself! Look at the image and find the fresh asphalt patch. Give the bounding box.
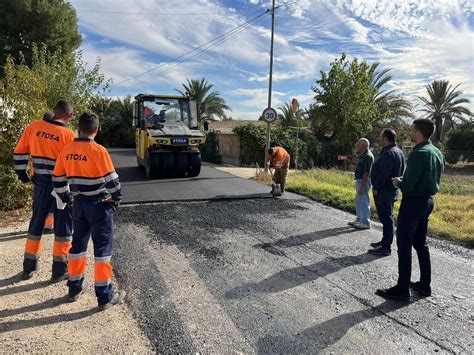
[113,197,473,353]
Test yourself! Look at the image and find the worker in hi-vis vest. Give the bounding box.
[13,101,75,282]
[52,112,126,310]
[267,146,291,193]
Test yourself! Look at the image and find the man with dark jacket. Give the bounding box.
[376,119,444,301]
[368,129,405,256]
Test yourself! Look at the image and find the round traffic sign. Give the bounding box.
[291,98,299,112]
[262,107,277,123]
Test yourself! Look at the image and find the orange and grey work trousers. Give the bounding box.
[67,199,115,306]
[24,183,72,277]
[274,166,289,192]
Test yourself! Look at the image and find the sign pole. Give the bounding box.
[292,98,299,171]
[264,0,275,173]
[295,109,299,170]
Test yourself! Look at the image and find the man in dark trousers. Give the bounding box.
[368,129,405,256]
[13,101,75,282]
[53,112,126,310]
[376,119,444,301]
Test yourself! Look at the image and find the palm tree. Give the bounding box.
[177,78,231,121]
[419,80,472,143]
[277,103,308,128]
[369,63,415,123]
[277,103,296,128]
[305,103,333,141]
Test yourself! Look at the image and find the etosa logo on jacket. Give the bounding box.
[36,131,60,141]
[66,154,88,161]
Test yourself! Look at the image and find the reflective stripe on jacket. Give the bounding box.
[52,138,122,203]
[13,118,75,185]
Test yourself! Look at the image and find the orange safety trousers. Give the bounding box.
[23,184,72,276]
[67,199,115,306]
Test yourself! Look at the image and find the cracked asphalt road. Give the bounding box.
[111,149,473,354]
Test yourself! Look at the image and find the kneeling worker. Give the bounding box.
[267,146,290,193]
[52,112,126,310]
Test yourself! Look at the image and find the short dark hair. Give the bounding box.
[78,112,100,134]
[43,112,54,120]
[382,128,396,143]
[413,119,435,139]
[53,100,73,116]
[268,148,274,154]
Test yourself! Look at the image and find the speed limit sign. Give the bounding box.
[261,107,277,123]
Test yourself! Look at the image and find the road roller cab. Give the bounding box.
[133,94,206,178]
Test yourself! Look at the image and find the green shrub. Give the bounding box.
[200,131,221,163]
[445,123,474,163]
[233,124,319,167]
[93,97,135,148]
[0,166,32,211]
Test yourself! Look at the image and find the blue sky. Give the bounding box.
[71,0,474,120]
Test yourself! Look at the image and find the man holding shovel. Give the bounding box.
[267,146,290,194]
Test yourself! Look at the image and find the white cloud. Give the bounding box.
[80,43,198,94]
[289,0,312,19]
[233,88,286,109]
[72,0,271,69]
[380,19,474,105]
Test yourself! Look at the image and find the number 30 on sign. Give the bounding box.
[261,107,277,124]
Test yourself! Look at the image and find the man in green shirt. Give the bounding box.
[349,138,374,229]
[376,119,445,301]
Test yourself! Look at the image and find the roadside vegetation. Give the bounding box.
[282,169,474,247]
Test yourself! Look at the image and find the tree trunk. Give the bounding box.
[433,115,443,142]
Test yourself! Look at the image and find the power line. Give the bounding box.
[114,10,269,89]
[75,9,259,16]
[122,18,260,90]
[122,19,258,91]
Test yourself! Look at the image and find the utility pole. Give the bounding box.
[295,109,299,170]
[264,0,276,173]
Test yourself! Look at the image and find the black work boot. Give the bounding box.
[410,281,432,297]
[376,285,410,301]
[370,241,382,248]
[50,273,69,284]
[21,270,36,280]
[68,284,88,302]
[98,290,127,311]
[368,246,391,256]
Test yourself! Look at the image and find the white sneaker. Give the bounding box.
[348,220,359,226]
[353,222,371,229]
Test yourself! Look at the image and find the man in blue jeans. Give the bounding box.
[368,129,405,256]
[348,138,374,229]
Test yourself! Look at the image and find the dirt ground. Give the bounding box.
[213,164,296,180]
[0,214,153,353]
[213,165,259,179]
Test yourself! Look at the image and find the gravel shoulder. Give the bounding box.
[0,216,153,353]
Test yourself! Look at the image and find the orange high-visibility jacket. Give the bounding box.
[52,138,122,203]
[13,118,75,185]
[268,146,290,169]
